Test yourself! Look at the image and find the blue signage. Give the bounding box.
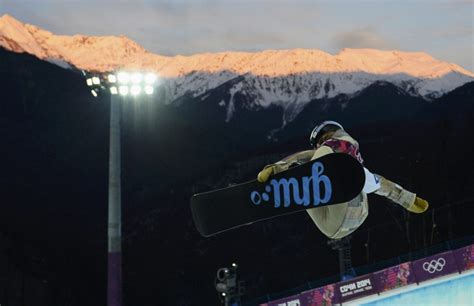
[250,162,333,208]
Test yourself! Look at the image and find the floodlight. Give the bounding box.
[222,293,226,297]
[119,86,129,96]
[130,85,141,96]
[86,78,93,86]
[131,73,143,84]
[144,86,154,95]
[145,73,157,84]
[232,263,238,268]
[92,77,101,85]
[108,74,117,83]
[117,72,130,84]
[91,90,98,97]
[110,86,118,95]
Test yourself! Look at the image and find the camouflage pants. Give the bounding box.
[306,173,416,239]
[306,193,369,240]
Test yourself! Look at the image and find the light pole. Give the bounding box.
[215,263,244,306]
[84,70,157,306]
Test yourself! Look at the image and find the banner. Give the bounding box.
[300,284,340,306]
[336,274,377,303]
[373,261,415,293]
[412,251,459,283]
[263,244,474,306]
[264,294,302,306]
[452,244,474,272]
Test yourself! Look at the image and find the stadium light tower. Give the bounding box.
[84,70,157,306]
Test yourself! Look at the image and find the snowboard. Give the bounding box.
[190,153,365,237]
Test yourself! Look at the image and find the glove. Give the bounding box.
[407,196,429,213]
[257,165,275,183]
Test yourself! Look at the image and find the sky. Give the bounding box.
[1,0,473,71]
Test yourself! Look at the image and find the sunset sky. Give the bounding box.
[1,0,473,70]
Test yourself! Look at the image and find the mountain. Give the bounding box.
[1,14,473,130]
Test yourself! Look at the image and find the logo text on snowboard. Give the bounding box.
[250,162,332,207]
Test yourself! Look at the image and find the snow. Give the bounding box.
[349,270,474,306]
[1,14,473,124]
[226,82,243,122]
[0,14,47,56]
[46,57,72,69]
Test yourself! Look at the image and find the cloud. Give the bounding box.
[332,26,394,50]
[433,0,473,8]
[436,26,473,39]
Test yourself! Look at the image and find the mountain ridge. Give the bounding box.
[1,14,473,106]
[2,14,472,77]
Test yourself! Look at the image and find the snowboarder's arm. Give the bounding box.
[312,145,334,160]
[257,150,316,183]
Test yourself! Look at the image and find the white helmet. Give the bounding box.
[309,120,343,148]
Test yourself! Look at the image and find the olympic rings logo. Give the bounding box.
[422,258,446,274]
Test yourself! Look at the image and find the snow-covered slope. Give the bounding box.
[1,14,473,122]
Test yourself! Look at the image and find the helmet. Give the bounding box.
[309,120,343,148]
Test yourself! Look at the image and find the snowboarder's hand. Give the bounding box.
[257,166,275,183]
[408,196,429,213]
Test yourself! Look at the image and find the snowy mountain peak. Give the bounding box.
[0,14,46,56]
[1,15,472,79]
[1,15,473,124]
[336,48,473,79]
[0,14,159,71]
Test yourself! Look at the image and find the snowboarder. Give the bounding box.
[257,120,429,239]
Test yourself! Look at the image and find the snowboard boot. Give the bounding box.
[374,176,429,213]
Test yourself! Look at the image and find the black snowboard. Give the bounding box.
[190,153,365,237]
